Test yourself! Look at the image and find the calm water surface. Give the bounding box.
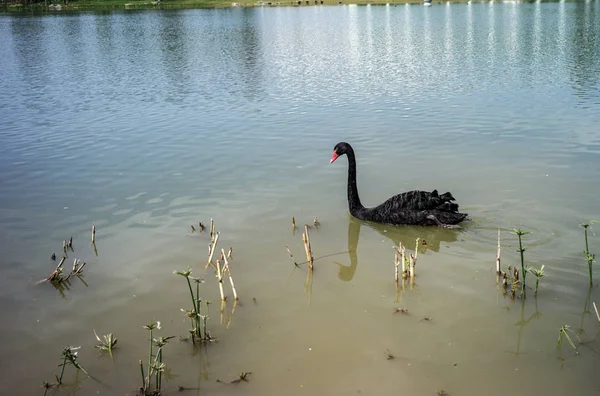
[1,2,600,395]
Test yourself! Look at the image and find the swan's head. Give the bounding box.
[330,142,351,164]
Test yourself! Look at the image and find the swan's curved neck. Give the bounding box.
[345,147,364,213]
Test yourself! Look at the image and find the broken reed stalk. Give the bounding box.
[496,229,501,274]
[409,253,416,278]
[216,259,225,301]
[92,225,96,245]
[221,248,238,300]
[285,245,298,267]
[64,259,86,281]
[47,256,67,281]
[594,302,600,323]
[401,244,407,279]
[292,216,296,230]
[302,224,314,270]
[394,249,399,283]
[210,219,215,242]
[205,232,220,270]
[414,238,420,260]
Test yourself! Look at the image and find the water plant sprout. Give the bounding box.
[94,330,118,357]
[529,265,546,297]
[580,223,596,286]
[513,229,530,298]
[175,268,212,343]
[557,324,581,355]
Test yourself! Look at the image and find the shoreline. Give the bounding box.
[3,0,489,13]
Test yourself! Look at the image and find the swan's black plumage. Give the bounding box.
[330,142,468,227]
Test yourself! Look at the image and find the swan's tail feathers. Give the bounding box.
[439,191,456,201]
[436,201,459,212]
[432,191,459,212]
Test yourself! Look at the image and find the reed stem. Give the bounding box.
[285,245,298,267]
[588,255,594,286]
[57,352,68,384]
[147,329,153,387]
[302,225,313,270]
[518,238,525,295]
[401,244,407,279]
[221,249,238,300]
[184,276,198,337]
[195,279,201,338]
[216,260,225,301]
[394,249,399,283]
[139,360,145,395]
[514,229,528,298]
[205,232,220,270]
[155,348,163,391]
[496,229,501,274]
[414,238,420,260]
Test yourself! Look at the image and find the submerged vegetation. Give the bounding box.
[30,213,600,395]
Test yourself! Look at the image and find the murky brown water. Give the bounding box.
[1,2,600,395]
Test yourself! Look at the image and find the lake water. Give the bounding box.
[1,2,600,395]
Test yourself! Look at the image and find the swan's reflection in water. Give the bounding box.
[336,217,463,281]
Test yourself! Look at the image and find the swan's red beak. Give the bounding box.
[330,151,339,164]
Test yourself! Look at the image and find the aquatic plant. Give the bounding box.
[94,330,117,356]
[57,346,90,385]
[528,265,546,297]
[138,321,174,395]
[557,324,581,354]
[512,229,530,298]
[174,268,213,343]
[142,321,160,391]
[152,335,175,392]
[41,381,55,396]
[385,349,395,360]
[219,372,251,384]
[580,222,598,285]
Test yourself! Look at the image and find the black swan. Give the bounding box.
[329,142,468,227]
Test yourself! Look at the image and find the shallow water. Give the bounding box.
[1,2,600,395]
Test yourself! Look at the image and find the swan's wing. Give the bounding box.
[381,190,459,212]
